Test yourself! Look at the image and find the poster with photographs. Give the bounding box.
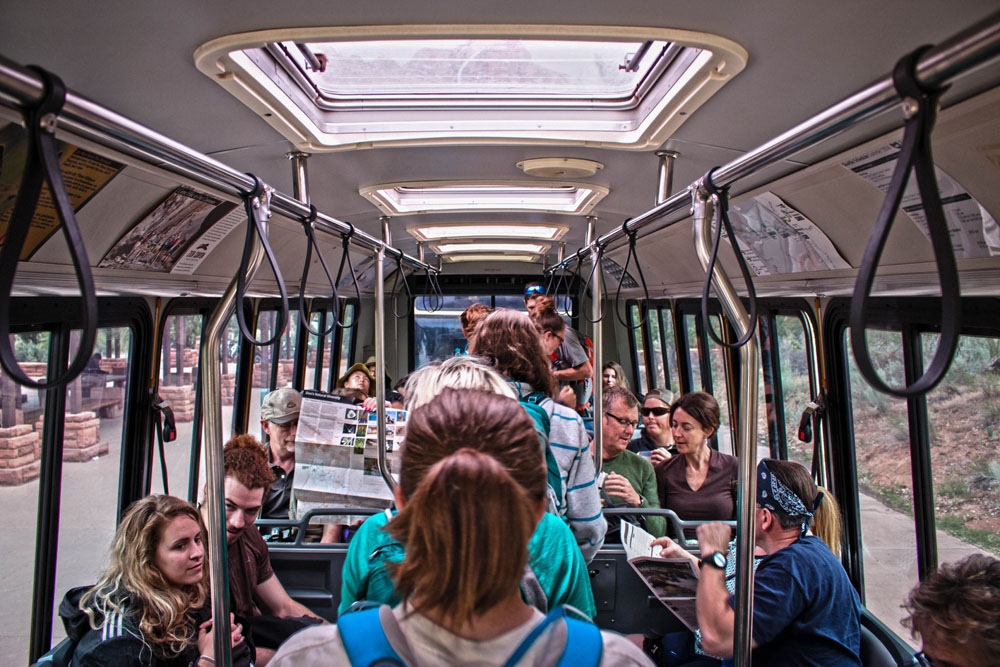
[293,390,407,522]
[628,557,700,632]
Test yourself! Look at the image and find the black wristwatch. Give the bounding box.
[699,551,727,570]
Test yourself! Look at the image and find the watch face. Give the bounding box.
[711,552,727,569]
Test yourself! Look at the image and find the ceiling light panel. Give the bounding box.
[444,253,540,263]
[430,241,550,254]
[361,181,608,215]
[407,222,569,242]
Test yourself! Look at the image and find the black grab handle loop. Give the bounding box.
[850,45,959,398]
[0,66,99,390]
[390,255,414,319]
[235,174,288,347]
[422,267,443,313]
[298,205,339,337]
[615,220,651,330]
[333,227,361,329]
[699,168,759,349]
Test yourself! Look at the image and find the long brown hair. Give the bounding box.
[80,495,207,658]
[469,308,557,396]
[387,389,546,624]
[530,303,566,339]
[670,391,720,436]
[764,459,843,555]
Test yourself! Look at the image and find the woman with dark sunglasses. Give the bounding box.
[627,388,675,460]
[653,392,739,530]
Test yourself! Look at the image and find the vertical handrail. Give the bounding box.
[692,188,759,667]
[375,220,394,491]
[199,230,265,667]
[588,216,603,475]
[655,150,680,204]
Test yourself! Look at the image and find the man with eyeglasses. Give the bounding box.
[599,385,666,537]
[260,387,301,520]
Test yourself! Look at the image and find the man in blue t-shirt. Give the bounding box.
[693,459,861,666]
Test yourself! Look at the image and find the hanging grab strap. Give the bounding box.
[699,168,759,349]
[298,205,339,337]
[849,45,960,398]
[235,174,289,346]
[390,255,414,319]
[0,66,99,390]
[580,243,607,324]
[334,227,361,329]
[615,220,651,330]
[423,267,443,312]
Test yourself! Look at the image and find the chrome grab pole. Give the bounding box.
[655,150,680,204]
[199,204,267,667]
[287,151,311,205]
[691,187,759,667]
[587,216,603,475]
[375,218,393,491]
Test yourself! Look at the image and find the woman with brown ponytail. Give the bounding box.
[270,389,651,666]
[685,458,862,666]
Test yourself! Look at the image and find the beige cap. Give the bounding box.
[261,387,301,424]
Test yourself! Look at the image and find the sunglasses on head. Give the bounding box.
[640,406,670,417]
[524,285,546,296]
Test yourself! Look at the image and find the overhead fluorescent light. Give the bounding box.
[430,241,550,254]
[407,222,568,242]
[361,181,608,215]
[444,253,540,263]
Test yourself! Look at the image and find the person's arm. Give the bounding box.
[693,523,758,658]
[559,413,606,561]
[552,359,592,382]
[255,574,324,621]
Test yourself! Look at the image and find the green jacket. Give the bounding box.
[338,511,597,619]
[602,449,667,537]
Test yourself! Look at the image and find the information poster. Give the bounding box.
[0,123,123,259]
[726,192,851,275]
[293,391,406,522]
[842,142,1000,258]
[99,186,239,272]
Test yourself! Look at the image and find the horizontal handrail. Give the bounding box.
[0,55,436,273]
[546,9,1000,273]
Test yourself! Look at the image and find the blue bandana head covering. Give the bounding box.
[756,459,823,536]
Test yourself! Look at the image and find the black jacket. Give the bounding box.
[59,586,252,667]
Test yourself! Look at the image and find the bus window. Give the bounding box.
[707,314,731,449]
[250,308,300,428]
[304,310,325,391]
[414,296,486,368]
[52,327,133,647]
[845,328,917,645]
[777,314,813,465]
[157,315,202,500]
[0,331,50,663]
[683,314,703,393]
[922,333,1000,560]
[648,308,666,389]
[629,303,648,394]
[336,302,357,382]
[658,307,677,394]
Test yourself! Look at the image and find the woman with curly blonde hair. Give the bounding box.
[59,495,250,666]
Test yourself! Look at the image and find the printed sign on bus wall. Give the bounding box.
[0,123,123,260]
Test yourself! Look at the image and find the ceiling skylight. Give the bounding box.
[444,253,540,263]
[407,222,568,242]
[194,26,747,150]
[361,181,607,215]
[430,241,550,254]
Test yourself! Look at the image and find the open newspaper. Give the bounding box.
[622,520,700,632]
[292,390,406,523]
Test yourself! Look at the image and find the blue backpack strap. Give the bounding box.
[337,605,406,666]
[503,607,602,667]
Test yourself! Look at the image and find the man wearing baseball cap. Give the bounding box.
[260,387,301,519]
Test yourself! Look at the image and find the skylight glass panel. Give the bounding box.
[408,223,568,242]
[285,39,666,100]
[361,182,608,215]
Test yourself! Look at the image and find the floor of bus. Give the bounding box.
[1,410,989,664]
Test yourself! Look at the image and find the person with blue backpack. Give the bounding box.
[338,355,596,619]
[270,389,651,667]
[470,308,606,562]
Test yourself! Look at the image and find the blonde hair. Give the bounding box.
[80,495,206,658]
[404,355,515,411]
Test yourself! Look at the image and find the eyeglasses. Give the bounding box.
[604,411,639,429]
[640,406,670,417]
[524,285,546,296]
[272,419,298,430]
[547,330,564,344]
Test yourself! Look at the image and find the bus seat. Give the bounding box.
[860,607,919,667]
[860,623,897,667]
